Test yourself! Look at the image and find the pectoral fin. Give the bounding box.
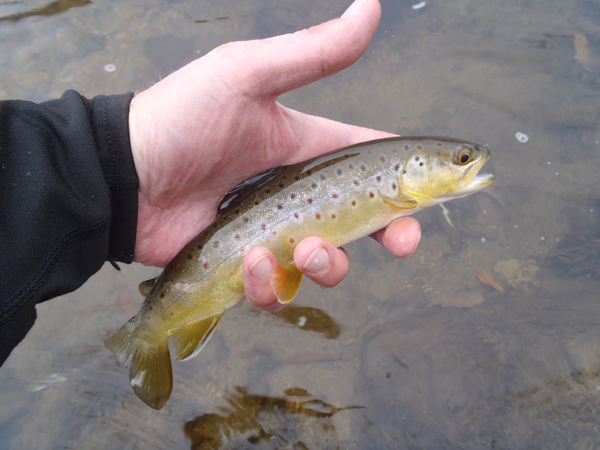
[138,278,157,297]
[379,191,418,210]
[171,313,224,362]
[270,263,304,304]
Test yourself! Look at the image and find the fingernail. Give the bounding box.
[407,232,421,257]
[341,0,369,17]
[249,255,273,281]
[302,246,330,274]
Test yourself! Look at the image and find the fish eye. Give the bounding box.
[453,145,473,165]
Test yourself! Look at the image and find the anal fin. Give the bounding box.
[171,313,224,362]
[270,263,304,304]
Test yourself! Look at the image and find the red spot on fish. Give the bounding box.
[331,214,336,219]
[204,262,210,269]
[160,292,165,298]
[316,213,322,219]
[149,306,153,311]
[261,224,268,230]
[307,198,313,204]
[290,238,295,243]
[170,312,174,316]
[352,200,357,206]
[294,213,299,219]
[370,192,375,198]
[229,272,235,276]
[235,235,241,240]
[332,193,338,199]
[147,316,151,320]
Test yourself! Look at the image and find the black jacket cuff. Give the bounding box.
[90,92,139,263]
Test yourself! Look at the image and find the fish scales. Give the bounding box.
[106,136,495,409]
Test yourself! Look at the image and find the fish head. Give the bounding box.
[400,140,494,205]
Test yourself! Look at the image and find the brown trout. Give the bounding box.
[106,137,494,409]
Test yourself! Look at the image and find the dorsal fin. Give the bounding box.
[217,167,283,215]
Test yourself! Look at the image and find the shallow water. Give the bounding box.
[1,0,600,448]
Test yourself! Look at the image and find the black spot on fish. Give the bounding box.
[279,183,285,188]
[198,244,203,250]
[361,165,366,171]
[307,170,312,175]
[243,217,249,222]
[436,143,443,146]
[337,169,343,175]
[380,156,385,162]
[376,176,382,182]
[307,198,313,204]
[188,254,193,259]
[312,183,317,189]
[415,156,420,161]
[291,194,296,199]
[405,145,409,150]
[354,180,360,186]
[277,204,283,209]
[261,224,268,230]
[394,164,400,171]
[265,189,271,194]
[403,170,407,174]
[283,175,288,179]
[160,292,165,298]
[349,164,354,169]
[320,174,326,180]
[214,241,219,248]
[294,176,300,181]
[392,183,397,190]
[417,145,422,150]
[255,201,260,205]
[235,209,240,214]
[235,235,241,240]
[149,306,153,311]
[419,162,424,167]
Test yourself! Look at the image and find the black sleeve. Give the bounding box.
[0,90,138,366]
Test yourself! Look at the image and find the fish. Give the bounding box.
[105,136,495,409]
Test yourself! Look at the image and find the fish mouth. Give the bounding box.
[461,149,495,193]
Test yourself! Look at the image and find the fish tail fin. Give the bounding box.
[105,318,173,410]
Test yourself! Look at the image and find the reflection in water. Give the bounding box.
[184,386,363,450]
[545,235,600,278]
[271,305,341,340]
[0,0,90,21]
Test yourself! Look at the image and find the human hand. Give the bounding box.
[128,0,421,310]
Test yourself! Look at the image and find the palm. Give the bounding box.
[128,0,418,269]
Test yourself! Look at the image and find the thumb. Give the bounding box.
[207,0,381,99]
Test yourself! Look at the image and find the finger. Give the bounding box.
[243,247,286,312]
[293,237,350,288]
[208,0,381,98]
[370,216,422,258]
